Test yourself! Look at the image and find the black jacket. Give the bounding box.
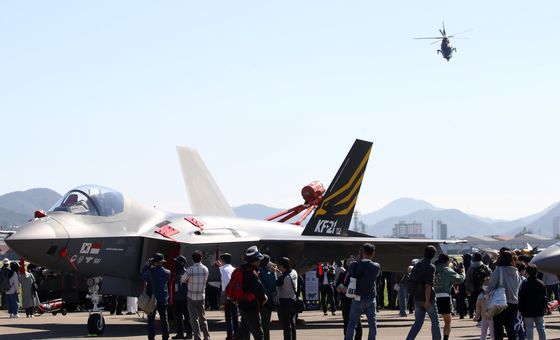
[519,277,548,317]
[316,267,335,285]
[238,263,266,311]
[174,265,188,302]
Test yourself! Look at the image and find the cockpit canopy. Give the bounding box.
[49,185,125,217]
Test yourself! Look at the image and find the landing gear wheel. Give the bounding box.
[52,311,57,316]
[61,309,67,316]
[87,313,105,335]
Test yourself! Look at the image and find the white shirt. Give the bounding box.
[219,264,235,292]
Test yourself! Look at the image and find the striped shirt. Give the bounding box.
[181,262,209,301]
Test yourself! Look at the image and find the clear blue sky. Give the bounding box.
[1,1,559,220]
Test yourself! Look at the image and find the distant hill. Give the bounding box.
[0,207,28,227]
[0,188,61,217]
[0,188,61,227]
[527,204,560,236]
[361,198,441,226]
[520,202,560,225]
[234,204,284,220]
[368,208,502,237]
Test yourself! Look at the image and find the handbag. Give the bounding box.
[486,268,508,318]
[288,272,305,313]
[138,268,157,314]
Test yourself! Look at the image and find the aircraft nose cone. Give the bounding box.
[5,217,69,267]
[530,243,560,275]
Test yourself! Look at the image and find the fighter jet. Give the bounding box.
[530,241,560,275]
[5,139,457,334]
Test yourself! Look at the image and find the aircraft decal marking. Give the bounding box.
[334,194,359,216]
[93,258,102,264]
[90,243,102,254]
[85,256,94,264]
[314,220,340,235]
[315,146,371,217]
[334,171,365,207]
[80,243,92,254]
[70,255,78,263]
[77,256,84,264]
[185,216,205,229]
[155,225,179,241]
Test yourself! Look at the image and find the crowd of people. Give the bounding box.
[140,245,302,340]
[402,246,556,340]
[0,258,40,318]
[2,243,558,340]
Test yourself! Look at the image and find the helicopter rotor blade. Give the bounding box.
[414,37,443,40]
[448,29,473,38]
[442,21,446,35]
[431,39,442,45]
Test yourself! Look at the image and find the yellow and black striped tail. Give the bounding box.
[302,139,373,236]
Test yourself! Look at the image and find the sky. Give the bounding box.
[1,1,559,221]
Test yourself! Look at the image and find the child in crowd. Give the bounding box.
[475,278,494,340]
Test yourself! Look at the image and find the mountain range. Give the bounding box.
[0,188,558,238]
[0,189,62,227]
[363,197,560,237]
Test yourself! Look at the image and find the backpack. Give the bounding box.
[226,267,256,303]
[472,265,488,291]
[406,263,423,297]
[0,270,11,292]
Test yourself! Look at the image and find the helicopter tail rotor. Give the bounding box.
[440,21,446,36]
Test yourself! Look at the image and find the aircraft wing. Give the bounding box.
[261,236,466,273]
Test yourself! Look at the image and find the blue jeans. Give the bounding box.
[406,300,441,340]
[345,298,377,340]
[6,293,19,315]
[147,302,169,340]
[524,316,546,340]
[398,284,408,316]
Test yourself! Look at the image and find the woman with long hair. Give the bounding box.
[276,257,298,340]
[21,264,39,317]
[6,261,21,318]
[487,250,520,340]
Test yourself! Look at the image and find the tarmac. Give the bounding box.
[1,309,559,340]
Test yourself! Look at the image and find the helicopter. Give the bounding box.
[415,22,471,61]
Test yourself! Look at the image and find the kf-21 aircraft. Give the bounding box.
[6,139,456,334]
[531,242,560,275]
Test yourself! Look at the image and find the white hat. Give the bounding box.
[245,246,264,261]
[3,258,9,265]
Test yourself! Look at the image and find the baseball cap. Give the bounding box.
[174,255,187,263]
[151,253,166,263]
[3,258,9,265]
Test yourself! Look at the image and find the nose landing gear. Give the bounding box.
[86,277,105,335]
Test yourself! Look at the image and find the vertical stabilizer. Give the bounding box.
[176,146,235,217]
[302,139,373,236]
